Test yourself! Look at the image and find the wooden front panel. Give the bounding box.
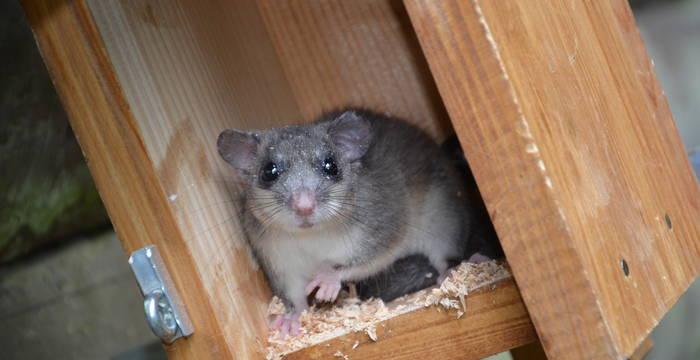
[288,278,536,360]
[405,0,700,358]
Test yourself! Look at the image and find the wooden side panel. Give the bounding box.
[288,279,537,360]
[257,0,452,141]
[79,0,310,358]
[20,1,241,359]
[405,0,700,359]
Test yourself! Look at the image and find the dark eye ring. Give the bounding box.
[260,162,280,183]
[322,157,339,178]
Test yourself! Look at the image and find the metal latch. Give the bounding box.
[129,245,194,343]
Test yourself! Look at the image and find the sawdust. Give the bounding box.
[333,350,349,359]
[265,260,510,360]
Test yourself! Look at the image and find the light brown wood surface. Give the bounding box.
[19,1,238,358]
[405,0,700,359]
[257,0,452,141]
[287,278,537,360]
[83,2,301,356]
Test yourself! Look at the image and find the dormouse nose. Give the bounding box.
[291,189,316,216]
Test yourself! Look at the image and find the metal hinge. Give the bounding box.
[129,245,194,343]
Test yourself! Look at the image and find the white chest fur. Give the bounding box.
[256,224,362,281]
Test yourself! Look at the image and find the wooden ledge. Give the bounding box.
[285,278,536,360]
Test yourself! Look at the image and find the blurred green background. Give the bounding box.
[0,0,698,359]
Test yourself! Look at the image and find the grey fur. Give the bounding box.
[218,108,473,317]
[355,254,439,302]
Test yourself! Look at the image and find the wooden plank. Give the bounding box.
[287,278,537,360]
[404,0,700,359]
[21,1,284,359]
[257,0,452,141]
[79,5,302,356]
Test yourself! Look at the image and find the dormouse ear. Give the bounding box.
[217,129,259,170]
[328,110,371,162]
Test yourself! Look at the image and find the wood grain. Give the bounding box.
[405,0,700,358]
[257,0,452,141]
[20,1,236,359]
[77,0,310,358]
[287,278,537,360]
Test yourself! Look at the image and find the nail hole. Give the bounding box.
[665,214,672,229]
[620,259,629,277]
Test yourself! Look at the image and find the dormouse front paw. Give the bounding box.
[304,272,342,302]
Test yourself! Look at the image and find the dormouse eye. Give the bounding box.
[322,157,339,179]
[260,162,280,183]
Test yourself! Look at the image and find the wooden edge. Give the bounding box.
[402,0,621,357]
[285,278,536,360]
[630,336,653,360]
[20,1,235,358]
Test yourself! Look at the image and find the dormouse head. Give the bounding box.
[217,110,372,232]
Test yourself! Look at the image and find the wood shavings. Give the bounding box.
[439,297,460,309]
[459,294,467,312]
[333,350,349,359]
[352,340,359,349]
[365,325,378,341]
[265,260,510,359]
[267,297,286,315]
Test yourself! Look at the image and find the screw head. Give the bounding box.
[145,290,179,342]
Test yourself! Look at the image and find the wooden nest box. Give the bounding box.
[23,0,700,359]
